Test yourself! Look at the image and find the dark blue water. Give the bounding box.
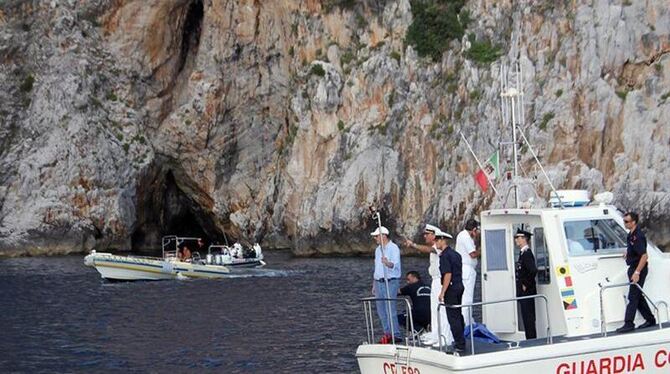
[0,251,432,373]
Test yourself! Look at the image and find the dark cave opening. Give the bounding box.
[131,167,224,254]
[177,0,203,74]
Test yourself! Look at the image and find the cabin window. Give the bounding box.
[563,219,627,256]
[534,228,550,284]
[485,229,508,271]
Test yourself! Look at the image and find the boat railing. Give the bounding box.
[599,282,666,336]
[360,297,417,347]
[161,236,201,258]
[438,294,551,356]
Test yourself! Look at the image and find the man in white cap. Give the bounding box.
[371,226,402,343]
[405,225,453,347]
[455,218,481,324]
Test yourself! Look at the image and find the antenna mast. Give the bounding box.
[499,62,524,208]
[500,59,564,209]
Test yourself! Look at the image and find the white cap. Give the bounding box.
[370,226,390,236]
[435,228,453,239]
[424,224,439,233]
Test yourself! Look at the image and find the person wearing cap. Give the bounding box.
[455,218,481,324]
[405,224,453,347]
[514,228,537,340]
[437,229,466,352]
[371,226,403,343]
[616,212,655,333]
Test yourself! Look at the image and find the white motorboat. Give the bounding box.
[356,61,670,373]
[84,236,231,280]
[205,243,265,268]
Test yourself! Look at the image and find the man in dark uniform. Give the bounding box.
[616,212,656,333]
[515,228,537,340]
[398,271,431,331]
[437,230,466,352]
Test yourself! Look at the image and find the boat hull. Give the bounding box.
[357,328,670,373]
[84,253,230,281]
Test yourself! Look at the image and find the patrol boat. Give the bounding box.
[84,236,231,280]
[356,61,670,373]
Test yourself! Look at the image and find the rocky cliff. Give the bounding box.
[0,0,669,257]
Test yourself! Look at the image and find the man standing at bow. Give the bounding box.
[371,226,402,343]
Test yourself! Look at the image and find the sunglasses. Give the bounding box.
[623,219,632,223]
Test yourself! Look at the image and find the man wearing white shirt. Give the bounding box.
[455,219,481,324]
[371,226,402,343]
[405,224,453,347]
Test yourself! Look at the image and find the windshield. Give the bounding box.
[563,219,627,256]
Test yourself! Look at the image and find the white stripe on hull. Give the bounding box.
[358,328,670,373]
[95,264,175,281]
[86,253,229,281]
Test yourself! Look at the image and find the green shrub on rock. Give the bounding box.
[310,64,326,77]
[405,0,469,61]
[465,39,502,65]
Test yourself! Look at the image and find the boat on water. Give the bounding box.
[84,235,264,281]
[205,243,265,269]
[356,61,670,373]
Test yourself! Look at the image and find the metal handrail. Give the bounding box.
[438,294,551,356]
[658,301,670,322]
[361,297,416,347]
[598,282,664,336]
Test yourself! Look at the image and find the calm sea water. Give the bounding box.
[0,250,455,373]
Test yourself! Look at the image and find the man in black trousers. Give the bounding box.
[515,228,537,340]
[616,212,656,333]
[437,229,465,353]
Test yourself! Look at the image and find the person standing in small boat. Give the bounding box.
[371,226,402,343]
[616,212,656,333]
[405,224,452,347]
[178,242,192,262]
[514,228,537,340]
[196,238,207,256]
[437,229,466,353]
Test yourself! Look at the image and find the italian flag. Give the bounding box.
[474,151,500,192]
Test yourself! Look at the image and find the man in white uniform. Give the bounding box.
[405,224,453,347]
[455,218,480,325]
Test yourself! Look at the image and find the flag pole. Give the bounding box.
[459,131,500,195]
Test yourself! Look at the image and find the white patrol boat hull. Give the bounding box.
[84,252,230,281]
[357,326,670,373]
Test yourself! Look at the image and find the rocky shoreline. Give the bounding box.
[1,1,669,257]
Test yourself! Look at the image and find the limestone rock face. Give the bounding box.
[0,0,669,256]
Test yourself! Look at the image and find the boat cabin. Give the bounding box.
[480,199,670,341]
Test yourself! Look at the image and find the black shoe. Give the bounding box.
[637,320,657,329]
[616,324,634,333]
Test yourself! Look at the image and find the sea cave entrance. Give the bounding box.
[131,165,224,254]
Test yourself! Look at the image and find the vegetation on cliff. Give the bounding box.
[405,0,470,61]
